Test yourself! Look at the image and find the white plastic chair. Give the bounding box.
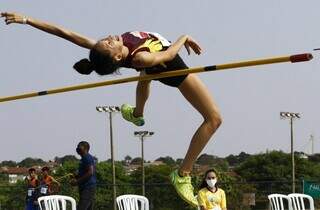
[288,193,315,210]
[268,194,292,210]
[38,195,76,210]
[116,194,149,210]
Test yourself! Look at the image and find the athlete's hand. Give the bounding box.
[0,12,27,25]
[184,36,202,55]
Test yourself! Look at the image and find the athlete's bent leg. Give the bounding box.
[178,74,222,173]
[170,74,222,207]
[134,79,151,117]
[121,72,151,127]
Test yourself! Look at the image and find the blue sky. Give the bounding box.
[1,0,320,162]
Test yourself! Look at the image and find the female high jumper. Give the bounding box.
[1,12,222,207]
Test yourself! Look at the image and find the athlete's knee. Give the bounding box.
[205,112,222,130]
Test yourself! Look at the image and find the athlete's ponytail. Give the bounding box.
[73,58,95,75]
[73,48,121,76]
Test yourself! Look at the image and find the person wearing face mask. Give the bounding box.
[71,141,97,210]
[197,169,227,210]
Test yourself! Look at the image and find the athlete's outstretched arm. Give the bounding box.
[131,35,202,68]
[0,12,96,49]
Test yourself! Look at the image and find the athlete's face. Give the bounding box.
[96,35,124,61]
[42,170,48,176]
[29,170,36,178]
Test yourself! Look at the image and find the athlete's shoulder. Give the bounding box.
[122,31,151,39]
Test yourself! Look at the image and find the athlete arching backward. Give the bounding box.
[1,12,222,207]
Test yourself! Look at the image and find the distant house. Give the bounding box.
[297,152,309,159]
[124,164,140,175]
[0,167,29,184]
[46,160,61,172]
[124,160,165,175]
[149,160,165,166]
[300,154,309,159]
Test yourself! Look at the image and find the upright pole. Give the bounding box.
[134,131,154,196]
[109,113,117,210]
[97,106,119,210]
[290,117,295,193]
[311,135,314,154]
[141,136,145,196]
[281,112,300,193]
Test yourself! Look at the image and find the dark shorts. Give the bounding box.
[78,186,96,210]
[144,54,188,87]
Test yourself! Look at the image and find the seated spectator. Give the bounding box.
[197,169,227,210]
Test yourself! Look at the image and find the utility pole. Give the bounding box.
[310,134,314,155]
[280,111,301,193]
[97,106,120,210]
[134,131,154,196]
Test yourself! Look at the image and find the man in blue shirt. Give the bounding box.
[73,141,96,210]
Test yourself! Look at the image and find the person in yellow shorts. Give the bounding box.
[197,169,227,210]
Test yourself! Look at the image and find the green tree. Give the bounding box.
[131,157,143,165]
[0,181,25,209]
[53,160,79,200]
[95,161,133,209]
[226,152,251,167]
[155,156,176,166]
[18,157,46,168]
[196,153,229,170]
[309,153,320,163]
[1,160,17,167]
[54,155,79,165]
[235,150,320,209]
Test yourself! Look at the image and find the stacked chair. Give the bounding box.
[268,193,315,210]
